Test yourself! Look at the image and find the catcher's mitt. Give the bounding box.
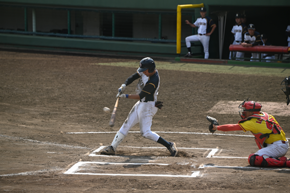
[206,116,219,133]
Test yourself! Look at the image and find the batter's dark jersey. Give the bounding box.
[124,71,159,102]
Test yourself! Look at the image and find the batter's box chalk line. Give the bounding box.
[64,161,201,178]
[198,164,290,171]
[89,145,219,158]
[67,131,290,141]
[67,131,254,138]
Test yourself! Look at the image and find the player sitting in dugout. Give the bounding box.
[241,24,261,61]
[209,100,290,167]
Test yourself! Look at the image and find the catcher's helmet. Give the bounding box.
[138,57,156,73]
[238,100,262,119]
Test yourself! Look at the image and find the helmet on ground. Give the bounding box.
[138,57,156,73]
[238,100,262,119]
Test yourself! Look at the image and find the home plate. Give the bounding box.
[207,101,290,116]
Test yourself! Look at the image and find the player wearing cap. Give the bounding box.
[184,7,216,59]
[241,24,262,61]
[261,34,275,62]
[229,13,247,60]
[101,57,178,157]
[209,100,290,167]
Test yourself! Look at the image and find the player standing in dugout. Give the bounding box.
[101,57,178,157]
[184,7,216,59]
[229,13,247,60]
[207,100,290,167]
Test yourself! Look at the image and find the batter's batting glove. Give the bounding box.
[118,94,128,98]
[155,101,163,109]
[116,84,126,98]
[206,116,219,133]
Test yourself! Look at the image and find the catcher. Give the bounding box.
[207,100,290,167]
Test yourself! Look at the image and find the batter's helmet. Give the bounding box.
[138,57,156,73]
[238,100,262,119]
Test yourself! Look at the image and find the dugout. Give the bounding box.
[0,0,289,60]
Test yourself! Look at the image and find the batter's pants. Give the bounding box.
[119,101,160,142]
[186,35,210,59]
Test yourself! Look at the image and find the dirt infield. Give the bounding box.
[1,50,290,193]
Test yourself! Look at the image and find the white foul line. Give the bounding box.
[67,131,254,138]
[64,161,201,178]
[0,168,63,177]
[0,134,89,149]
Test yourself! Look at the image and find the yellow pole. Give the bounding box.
[176,3,204,54]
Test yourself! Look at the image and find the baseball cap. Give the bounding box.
[200,7,207,12]
[241,14,246,18]
[248,24,255,30]
[235,13,241,18]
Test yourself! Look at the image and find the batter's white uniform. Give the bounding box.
[119,70,160,142]
[185,16,215,59]
[286,25,290,47]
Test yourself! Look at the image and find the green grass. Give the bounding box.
[93,61,290,77]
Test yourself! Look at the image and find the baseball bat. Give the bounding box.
[109,97,120,127]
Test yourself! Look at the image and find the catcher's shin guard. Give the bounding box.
[248,154,287,167]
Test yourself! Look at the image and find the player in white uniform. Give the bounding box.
[101,57,178,157]
[184,7,216,59]
[241,24,261,61]
[229,13,247,60]
[286,25,290,47]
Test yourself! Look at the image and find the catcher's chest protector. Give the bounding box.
[239,112,283,149]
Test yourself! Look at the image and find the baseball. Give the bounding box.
[103,107,110,113]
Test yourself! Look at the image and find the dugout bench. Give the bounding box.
[229,45,290,62]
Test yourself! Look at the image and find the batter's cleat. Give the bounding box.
[101,146,115,155]
[168,142,178,157]
[184,52,192,57]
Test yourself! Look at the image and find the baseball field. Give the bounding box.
[1,50,290,192]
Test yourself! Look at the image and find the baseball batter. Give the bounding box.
[229,13,247,60]
[184,7,216,59]
[101,57,178,157]
[209,100,290,167]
